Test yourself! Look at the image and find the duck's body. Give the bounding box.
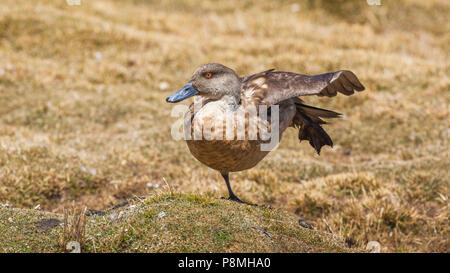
[167,63,365,204]
[185,97,295,172]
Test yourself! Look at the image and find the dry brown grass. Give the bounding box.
[0,0,448,252]
[60,205,87,252]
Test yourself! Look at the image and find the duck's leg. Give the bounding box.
[220,172,255,206]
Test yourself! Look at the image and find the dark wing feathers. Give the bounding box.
[239,69,274,83]
[317,71,365,97]
[292,97,341,124]
[291,98,340,154]
[240,69,364,155]
[241,70,365,105]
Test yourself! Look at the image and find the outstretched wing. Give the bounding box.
[241,70,365,105]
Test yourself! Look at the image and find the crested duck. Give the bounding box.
[166,63,365,204]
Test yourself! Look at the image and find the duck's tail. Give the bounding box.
[291,98,341,155]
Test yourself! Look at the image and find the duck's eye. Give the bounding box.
[205,72,212,79]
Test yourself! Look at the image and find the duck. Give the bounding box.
[166,63,365,205]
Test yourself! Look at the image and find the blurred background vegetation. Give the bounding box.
[0,0,448,252]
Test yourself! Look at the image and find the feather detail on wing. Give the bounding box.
[241,70,365,105]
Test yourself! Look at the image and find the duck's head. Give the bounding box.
[166,63,241,103]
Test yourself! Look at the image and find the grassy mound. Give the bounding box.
[0,193,355,253]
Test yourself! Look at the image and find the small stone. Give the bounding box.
[158,212,166,218]
[8,217,13,223]
[94,52,102,61]
[343,149,351,156]
[86,209,105,216]
[66,241,81,253]
[298,218,313,229]
[291,3,300,13]
[107,213,117,222]
[146,182,153,188]
[159,82,169,90]
[118,211,124,220]
[366,241,381,253]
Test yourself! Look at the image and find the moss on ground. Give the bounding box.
[0,193,356,253]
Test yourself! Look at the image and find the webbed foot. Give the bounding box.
[221,195,257,206]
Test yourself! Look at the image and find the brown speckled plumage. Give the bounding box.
[167,63,365,204]
[185,99,295,172]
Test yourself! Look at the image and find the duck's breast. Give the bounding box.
[184,101,261,172]
[184,99,295,172]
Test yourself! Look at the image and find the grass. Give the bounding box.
[0,0,448,252]
[0,193,352,253]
